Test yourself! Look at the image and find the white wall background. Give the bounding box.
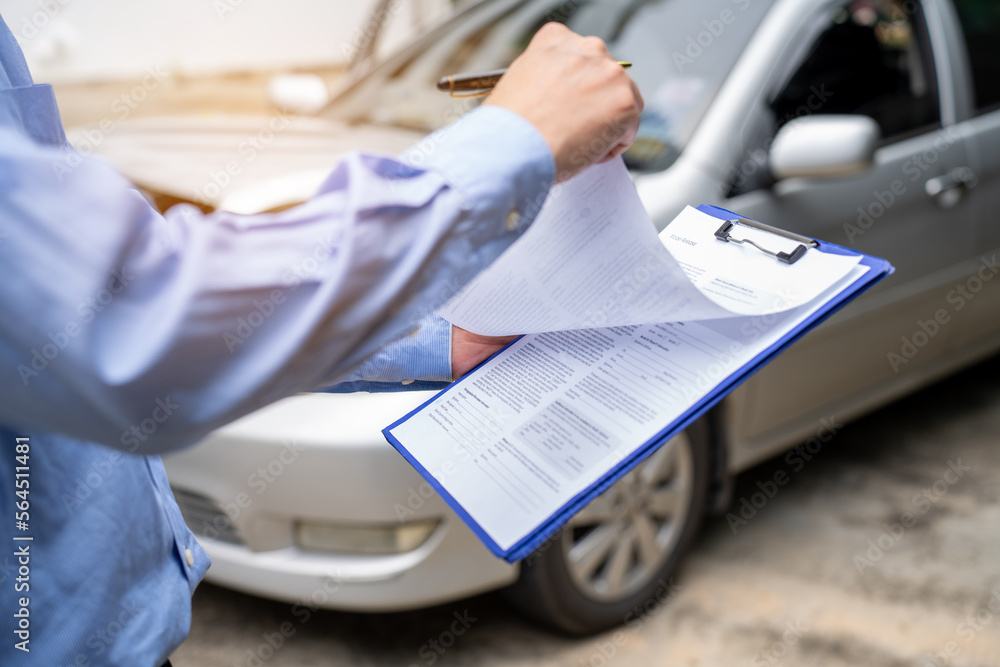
[0,0,454,82]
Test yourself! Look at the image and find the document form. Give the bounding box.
[439,159,860,335]
[385,159,880,554]
[389,263,868,551]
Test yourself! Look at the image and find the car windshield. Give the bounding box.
[324,0,774,171]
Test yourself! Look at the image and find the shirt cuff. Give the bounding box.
[400,105,555,233]
[325,314,452,393]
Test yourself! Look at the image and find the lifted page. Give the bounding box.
[438,159,859,335]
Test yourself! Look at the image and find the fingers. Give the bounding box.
[484,24,643,181]
[579,34,611,58]
[531,21,572,45]
[630,77,645,116]
[588,75,643,167]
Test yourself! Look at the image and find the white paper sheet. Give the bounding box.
[438,159,860,335]
[391,264,870,551]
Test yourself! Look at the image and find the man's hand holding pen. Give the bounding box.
[446,24,643,376]
[483,23,643,183]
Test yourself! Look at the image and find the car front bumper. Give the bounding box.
[163,392,517,612]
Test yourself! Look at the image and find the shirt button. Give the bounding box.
[504,208,521,231]
[401,379,415,385]
[184,548,194,566]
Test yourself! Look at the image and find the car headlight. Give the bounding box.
[294,518,439,555]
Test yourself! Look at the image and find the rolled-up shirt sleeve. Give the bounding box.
[0,105,554,453]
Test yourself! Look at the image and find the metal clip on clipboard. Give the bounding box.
[714,217,818,265]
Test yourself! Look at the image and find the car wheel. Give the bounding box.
[503,421,711,635]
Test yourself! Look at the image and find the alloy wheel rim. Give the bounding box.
[560,434,693,602]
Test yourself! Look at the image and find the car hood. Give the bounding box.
[67,114,424,213]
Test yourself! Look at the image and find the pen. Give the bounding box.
[436,61,632,97]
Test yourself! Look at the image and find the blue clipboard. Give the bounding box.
[383,205,894,562]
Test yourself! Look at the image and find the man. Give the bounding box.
[0,13,641,666]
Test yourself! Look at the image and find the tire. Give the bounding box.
[503,420,711,635]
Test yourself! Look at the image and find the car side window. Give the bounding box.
[951,0,1000,113]
[730,0,940,196]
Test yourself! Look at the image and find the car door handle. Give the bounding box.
[925,167,977,207]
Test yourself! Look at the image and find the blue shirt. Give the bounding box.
[0,14,553,666]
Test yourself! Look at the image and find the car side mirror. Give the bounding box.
[769,115,880,180]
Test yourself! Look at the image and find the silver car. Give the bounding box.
[118,0,999,634]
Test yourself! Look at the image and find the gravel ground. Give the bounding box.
[172,352,1000,667]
